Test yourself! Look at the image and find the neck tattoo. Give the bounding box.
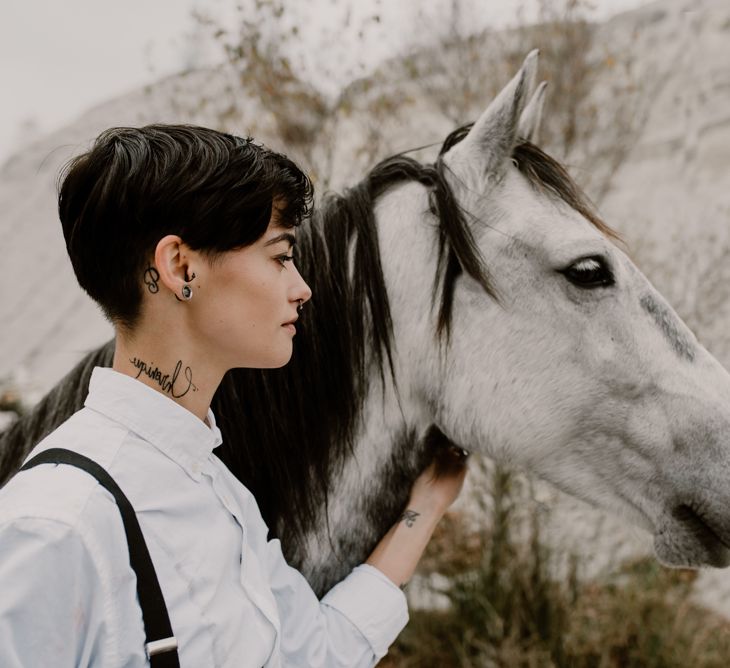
[143,267,160,294]
[129,357,198,398]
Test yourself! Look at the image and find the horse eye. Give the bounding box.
[561,256,614,288]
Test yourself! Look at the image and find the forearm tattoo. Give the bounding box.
[143,267,160,294]
[399,509,420,528]
[129,358,198,397]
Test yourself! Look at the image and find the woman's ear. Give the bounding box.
[153,235,197,300]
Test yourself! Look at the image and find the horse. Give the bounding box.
[3,51,730,597]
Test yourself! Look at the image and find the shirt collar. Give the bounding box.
[84,366,223,481]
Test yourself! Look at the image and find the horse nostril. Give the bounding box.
[671,503,699,524]
[671,503,728,548]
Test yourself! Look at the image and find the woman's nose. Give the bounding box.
[292,265,312,304]
[297,280,313,304]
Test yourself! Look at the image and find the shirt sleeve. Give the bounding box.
[264,534,409,668]
[0,517,110,667]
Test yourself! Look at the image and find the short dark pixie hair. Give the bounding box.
[58,124,313,331]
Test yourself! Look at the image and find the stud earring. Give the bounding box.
[297,299,304,314]
[181,284,193,300]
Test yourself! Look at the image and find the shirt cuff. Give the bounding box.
[321,563,409,659]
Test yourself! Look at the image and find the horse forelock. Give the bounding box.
[510,141,621,244]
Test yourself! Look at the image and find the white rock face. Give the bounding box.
[2,0,730,615]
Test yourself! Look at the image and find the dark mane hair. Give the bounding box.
[0,125,618,570]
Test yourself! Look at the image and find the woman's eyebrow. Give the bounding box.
[264,232,297,248]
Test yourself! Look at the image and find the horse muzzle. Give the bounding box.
[654,501,730,568]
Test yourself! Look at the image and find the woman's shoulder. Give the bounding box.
[0,406,128,534]
[0,461,128,590]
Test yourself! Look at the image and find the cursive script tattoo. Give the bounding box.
[143,267,160,294]
[129,357,198,398]
[399,509,420,528]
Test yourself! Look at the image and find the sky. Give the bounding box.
[0,0,652,165]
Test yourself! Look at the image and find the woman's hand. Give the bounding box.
[408,446,469,518]
[365,446,469,588]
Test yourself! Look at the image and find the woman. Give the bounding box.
[0,125,467,667]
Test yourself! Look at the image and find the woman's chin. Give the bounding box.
[230,340,294,370]
[260,347,294,369]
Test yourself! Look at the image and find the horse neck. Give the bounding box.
[294,365,433,595]
[293,184,441,595]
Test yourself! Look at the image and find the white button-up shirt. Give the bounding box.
[0,368,408,667]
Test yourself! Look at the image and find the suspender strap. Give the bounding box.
[20,448,180,668]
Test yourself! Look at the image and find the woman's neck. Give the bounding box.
[112,329,225,425]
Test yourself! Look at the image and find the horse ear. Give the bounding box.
[518,81,547,143]
[446,50,539,178]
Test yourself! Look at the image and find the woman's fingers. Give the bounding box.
[432,444,470,479]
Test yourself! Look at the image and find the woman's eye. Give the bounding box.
[560,256,614,288]
[276,254,294,267]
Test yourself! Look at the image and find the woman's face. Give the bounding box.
[190,219,312,370]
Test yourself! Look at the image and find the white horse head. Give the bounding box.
[378,51,730,569]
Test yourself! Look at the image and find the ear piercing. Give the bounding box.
[180,271,195,300]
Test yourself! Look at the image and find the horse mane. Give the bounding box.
[212,131,489,552]
[0,126,618,569]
